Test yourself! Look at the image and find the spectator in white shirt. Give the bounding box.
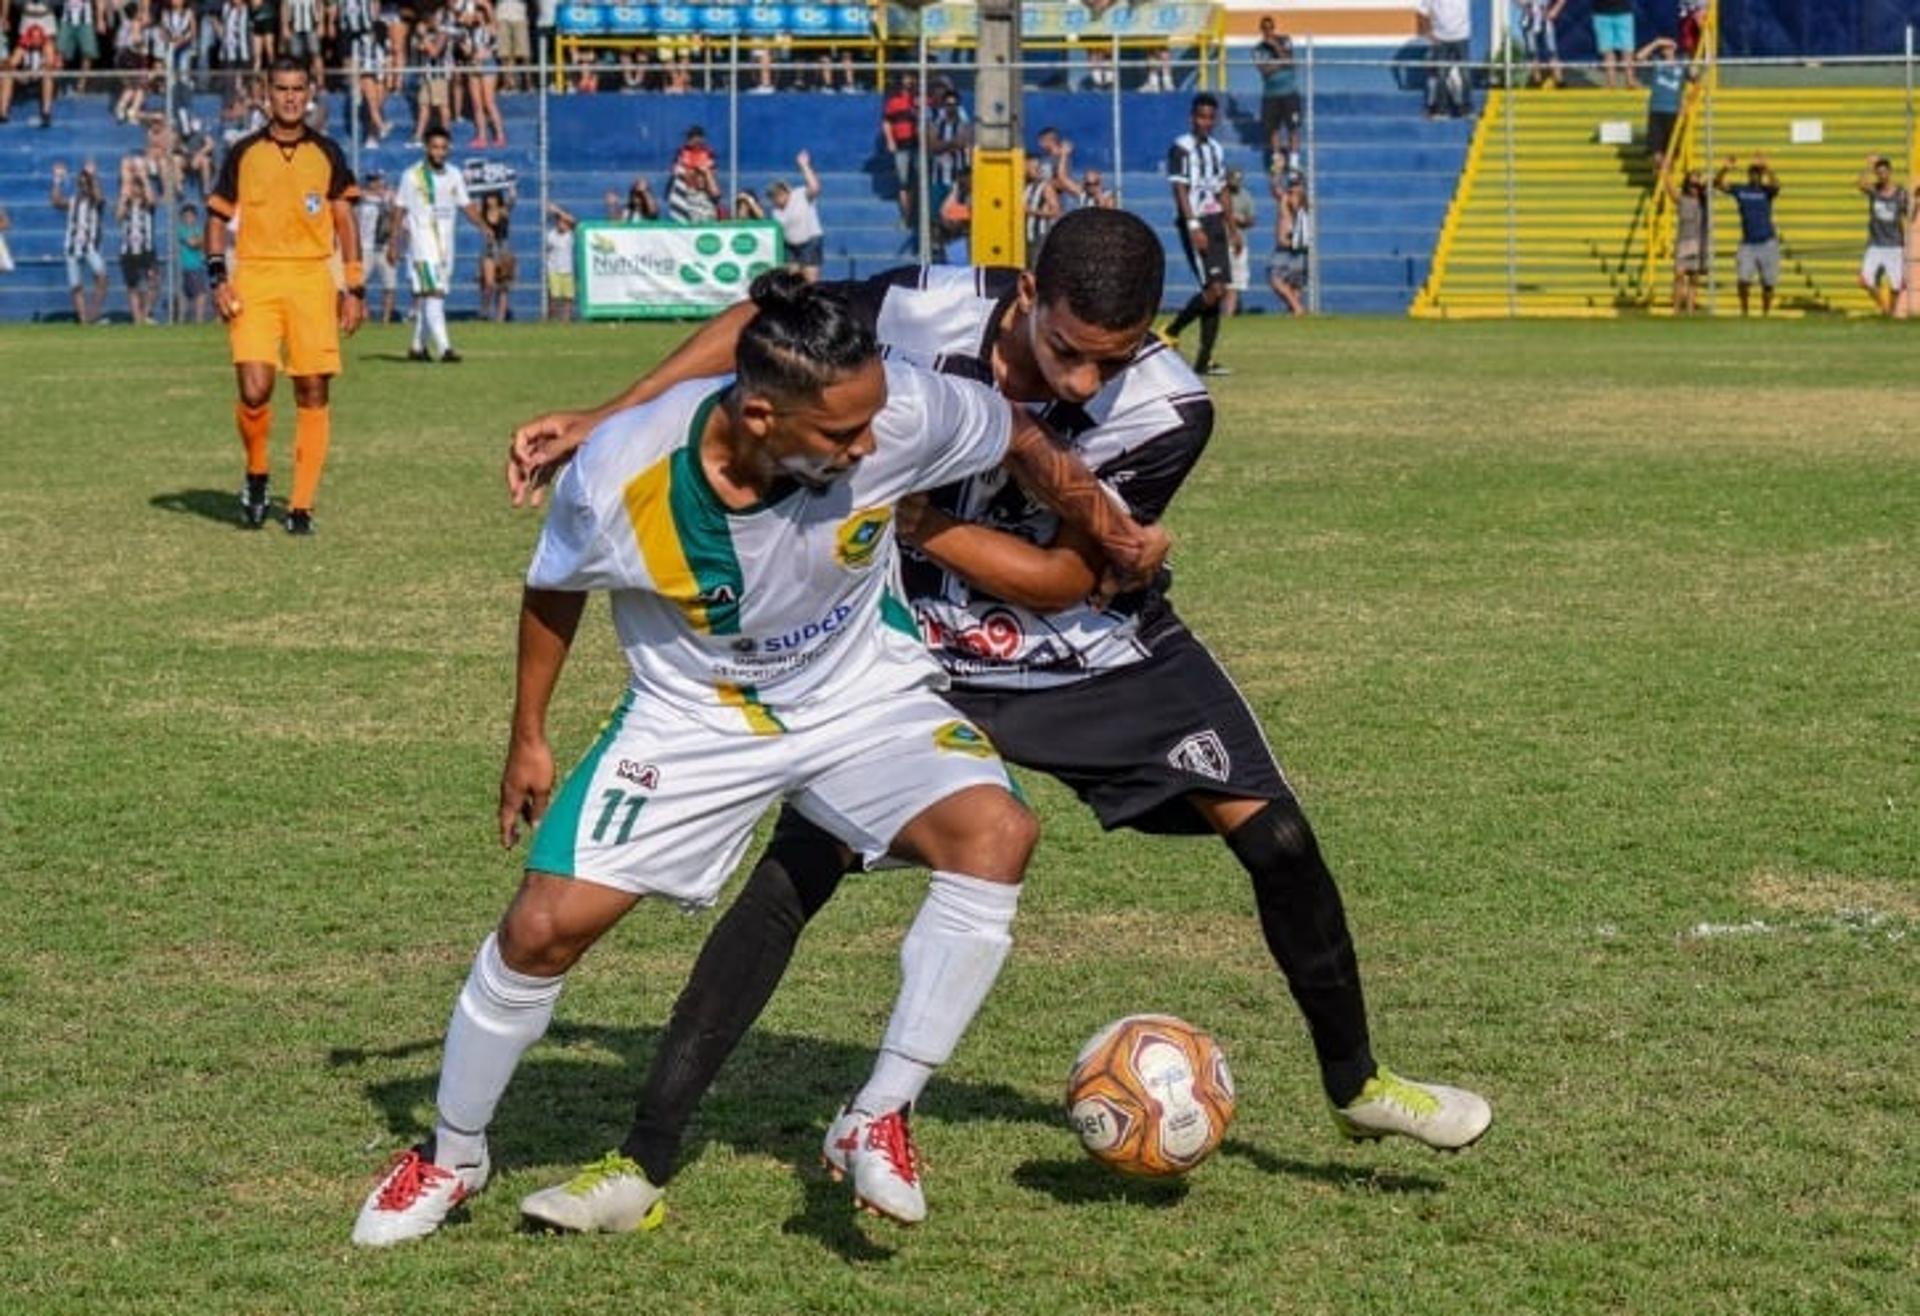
[766,148,824,282]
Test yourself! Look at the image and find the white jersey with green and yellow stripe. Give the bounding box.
[526,364,1013,735]
[392,160,469,268]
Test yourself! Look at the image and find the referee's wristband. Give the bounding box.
[207,256,228,286]
[344,260,366,287]
[346,285,367,300]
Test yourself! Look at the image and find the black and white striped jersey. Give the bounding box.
[62,188,104,258]
[1024,178,1053,248]
[1166,132,1227,217]
[835,264,1215,690]
[337,0,377,35]
[120,195,156,256]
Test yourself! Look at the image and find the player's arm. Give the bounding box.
[902,498,1100,612]
[999,409,1167,593]
[332,193,366,334]
[499,587,588,849]
[507,298,759,504]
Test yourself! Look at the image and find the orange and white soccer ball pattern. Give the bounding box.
[1066,1014,1236,1177]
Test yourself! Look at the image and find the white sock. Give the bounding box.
[425,296,451,355]
[852,871,1021,1116]
[431,931,564,1166]
[409,301,426,352]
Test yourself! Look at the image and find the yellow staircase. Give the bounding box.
[1413,84,1913,318]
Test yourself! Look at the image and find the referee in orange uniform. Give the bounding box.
[207,56,366,535]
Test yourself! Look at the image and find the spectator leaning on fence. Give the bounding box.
[1253,16,1299,168]
[1716,154,1780,317]
[1268,161,1310,316]
[1664,167,1708,315]
[667,125,719,223]
[1417,0,1471,119]
[1224,166,1255,317]
[1856,154,1908,317]
[51,160,110,324]
[1641,39,1686,175]
[1592,0,1638,90]
[767,149,824,283]
[1516,0,1563,90]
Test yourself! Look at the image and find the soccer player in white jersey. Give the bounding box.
[387,125,485,363]
[506,210,1492,1230]
[349,272,1167,1247]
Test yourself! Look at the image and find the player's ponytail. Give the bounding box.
[737,271,876,402]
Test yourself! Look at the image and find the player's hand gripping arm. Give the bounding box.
[1000,409,1169,596]
[899,494,1102,613]
[506,298,759,506]
[500,588,588,849]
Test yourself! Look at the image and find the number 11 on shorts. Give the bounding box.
[590,789,648,845]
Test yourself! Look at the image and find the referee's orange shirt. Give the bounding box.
[210,127,358,374]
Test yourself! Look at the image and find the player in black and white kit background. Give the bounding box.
[1160,92,1233,376]
[503,208,1494,1230]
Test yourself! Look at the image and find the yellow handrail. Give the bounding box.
[1410,87,1502,319]
[1639,1,1719,306]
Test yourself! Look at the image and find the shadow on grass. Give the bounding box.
[149,487,282,525]
[330,1025,1446,1260]
[330,1021,1063,1264]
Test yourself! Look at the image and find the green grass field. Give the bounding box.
[1,317,1915,1315]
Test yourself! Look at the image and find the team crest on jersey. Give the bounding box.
[835,508,892,570]
[615,759,661,790]
[1168,731,1231,783]
[932,720,994,759]
[304,192,323,216]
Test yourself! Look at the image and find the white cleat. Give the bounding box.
[519,1151,667,1234]
[350,1143,490,1247]
[822,1103,926,1225]
[1333,1067,1493,1152]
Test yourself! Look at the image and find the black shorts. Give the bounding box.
[1178,214,1233,288]
[788,236,824,268]
[946,625,1290,835]
[1262,93,1302,138]
[1647,110,1677,157]
[121,251,156,287]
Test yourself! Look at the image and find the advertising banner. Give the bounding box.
[577,221,786,319]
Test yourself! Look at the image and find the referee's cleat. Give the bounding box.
[284,509,315,536]
[519,1151,667,1235]
[239,497,269,530]
[351,1142,490,1248]
[440,349,464,364]
[1333,1067,1492,1152]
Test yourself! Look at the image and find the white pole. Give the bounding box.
[917,30,932,263]
[538,42,551,322]
[164,60,180,324]
[1305,38,1319,313]
[1501,45,1518,316]
[1110,29,1123,208]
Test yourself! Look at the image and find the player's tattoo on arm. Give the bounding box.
[1000,411,1165,586]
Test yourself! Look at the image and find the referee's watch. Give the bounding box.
[346,285,368,300]
[1185,218,1201,231]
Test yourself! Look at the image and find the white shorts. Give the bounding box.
[370,249,397,291]
[1229,242,1251,292]
[66,249,107,287]
[1861,245,1904,290]
[409,257,453,295]
[526,685,1015,906]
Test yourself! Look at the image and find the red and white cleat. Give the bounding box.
[822,1104,925,1225]
[350,1143,490,1248]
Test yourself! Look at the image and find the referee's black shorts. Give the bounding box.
[947,625,1290,836]
[1178,214,1233,289]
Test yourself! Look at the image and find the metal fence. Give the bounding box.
[3,41,1918,324]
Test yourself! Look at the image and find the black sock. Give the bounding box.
[1195,304,1222,370]
[246,473,268,505]
[620,808,851,1183]
[1223,797,1376,1106]
[1166,292,1207,337]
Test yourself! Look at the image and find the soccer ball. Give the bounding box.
[1065,1014,1236,1177]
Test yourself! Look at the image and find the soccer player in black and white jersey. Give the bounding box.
[1161,92,1233,377]
[505,209,1493,1230]
[50,160,109,325]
